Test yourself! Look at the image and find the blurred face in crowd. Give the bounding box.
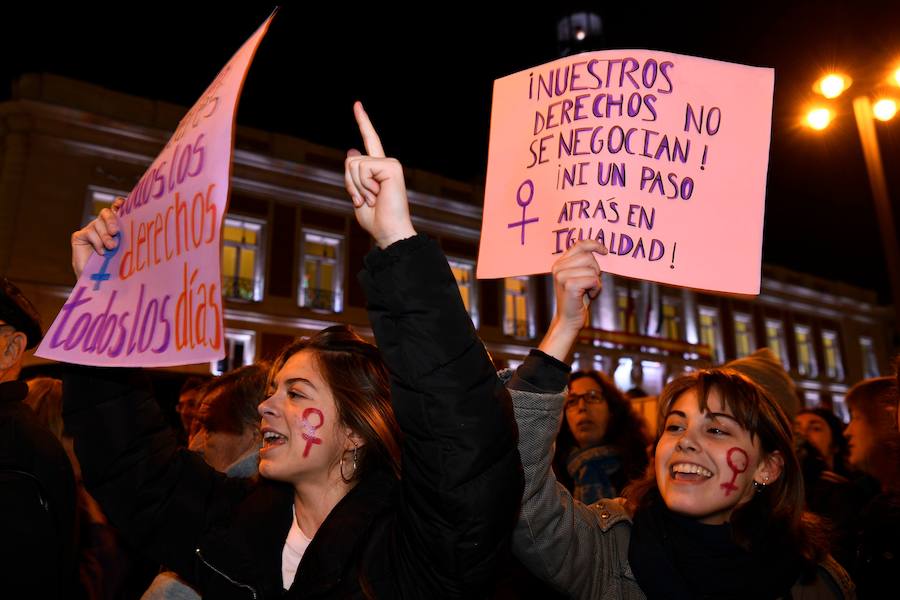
[565,376,610,449]
[188,387,259,473]
[794,412,835,469]
[176,386,203,437]
[844,408,876,470]
[655,387,780,525]
[257,350,357,485]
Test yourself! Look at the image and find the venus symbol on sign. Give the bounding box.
[90,232,121,291]
[507,179,540,245]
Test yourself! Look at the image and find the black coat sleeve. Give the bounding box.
[358,234,524,596]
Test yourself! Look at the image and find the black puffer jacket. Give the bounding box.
[63,235,523,599]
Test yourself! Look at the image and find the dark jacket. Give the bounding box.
[0,379,78,598]
[852,490,900,599]
[63,235,522,599]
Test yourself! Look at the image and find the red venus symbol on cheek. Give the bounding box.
[301,408,324,458]
[721,447,749,496]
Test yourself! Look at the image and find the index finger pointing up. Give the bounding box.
[353,101,385,158]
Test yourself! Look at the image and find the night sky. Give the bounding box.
[3,2,899,302]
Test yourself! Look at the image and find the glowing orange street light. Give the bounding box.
[814,73,852,99]
[807,65,900,337]
[805,107,833,130]
[873,98,898,121]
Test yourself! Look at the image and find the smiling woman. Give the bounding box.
[506,240,854,600]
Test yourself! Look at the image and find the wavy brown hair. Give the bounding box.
[268,325,402,481]
[623,368,829,566]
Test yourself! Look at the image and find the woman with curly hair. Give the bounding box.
[553,370,650,504]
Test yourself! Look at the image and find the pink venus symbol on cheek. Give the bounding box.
[721,447,748,496]
[300,408,324,458]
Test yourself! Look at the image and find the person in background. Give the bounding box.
[175,376,207,445]
[794,408,850,477]
[25,377,128,600]
[843,375,900,599]
[553,369,650,504]
[143,362,268,600]
[188,363,268,477]
[0,277,78,599]
[792,407,863,573]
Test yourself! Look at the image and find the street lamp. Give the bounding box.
[805,64,900,339]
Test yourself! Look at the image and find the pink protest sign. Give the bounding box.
[477,50,774,294]
[35,14,275,367]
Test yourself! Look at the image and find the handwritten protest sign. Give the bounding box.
[36,14,274,367]
[477,50,774,294]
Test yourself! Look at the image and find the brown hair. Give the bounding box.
[623,368,828,565]
[268,325,402,481]
[846,376,900,492]
[200,363,269,435]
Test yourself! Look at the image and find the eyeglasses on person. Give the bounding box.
[564,389,606,410]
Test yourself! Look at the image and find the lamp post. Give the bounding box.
[806,67,900,339]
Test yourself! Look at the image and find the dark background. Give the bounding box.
[2,2,899,301]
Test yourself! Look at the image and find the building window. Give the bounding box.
[698,306,723,363]
[860,336,880,378]
[503,276,532,338]
[822,330,844,380]
[212,329,256,375]
[616,290,638,333]
[765,319,789,369]
[448,257,479,327]
[794,325,818,377]
[613,357,634,392]
[82,186,126,226]
[299,230,343,312]
[803,390,821,409]
[733,313,755,359]
[661,297,681,340]
[832,394,849,423]
[222,217,265,302]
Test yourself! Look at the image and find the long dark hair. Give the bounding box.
[553,370,650,492]
[268,325,402,481]
[623,368,829,566]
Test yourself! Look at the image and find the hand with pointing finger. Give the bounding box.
[344,102,416,249]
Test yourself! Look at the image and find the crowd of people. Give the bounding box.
[1,102,899,599]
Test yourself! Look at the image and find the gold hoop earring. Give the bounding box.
[340,444,359,483]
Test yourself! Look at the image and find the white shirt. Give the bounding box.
[281,504,312,590]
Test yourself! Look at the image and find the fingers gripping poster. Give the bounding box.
[477,50,774,295]
[36,14,275,367]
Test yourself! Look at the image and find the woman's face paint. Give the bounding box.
[258,350,349,484]
[655,387,765,524]
[301,408,324,457]
[721,447,748,496]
